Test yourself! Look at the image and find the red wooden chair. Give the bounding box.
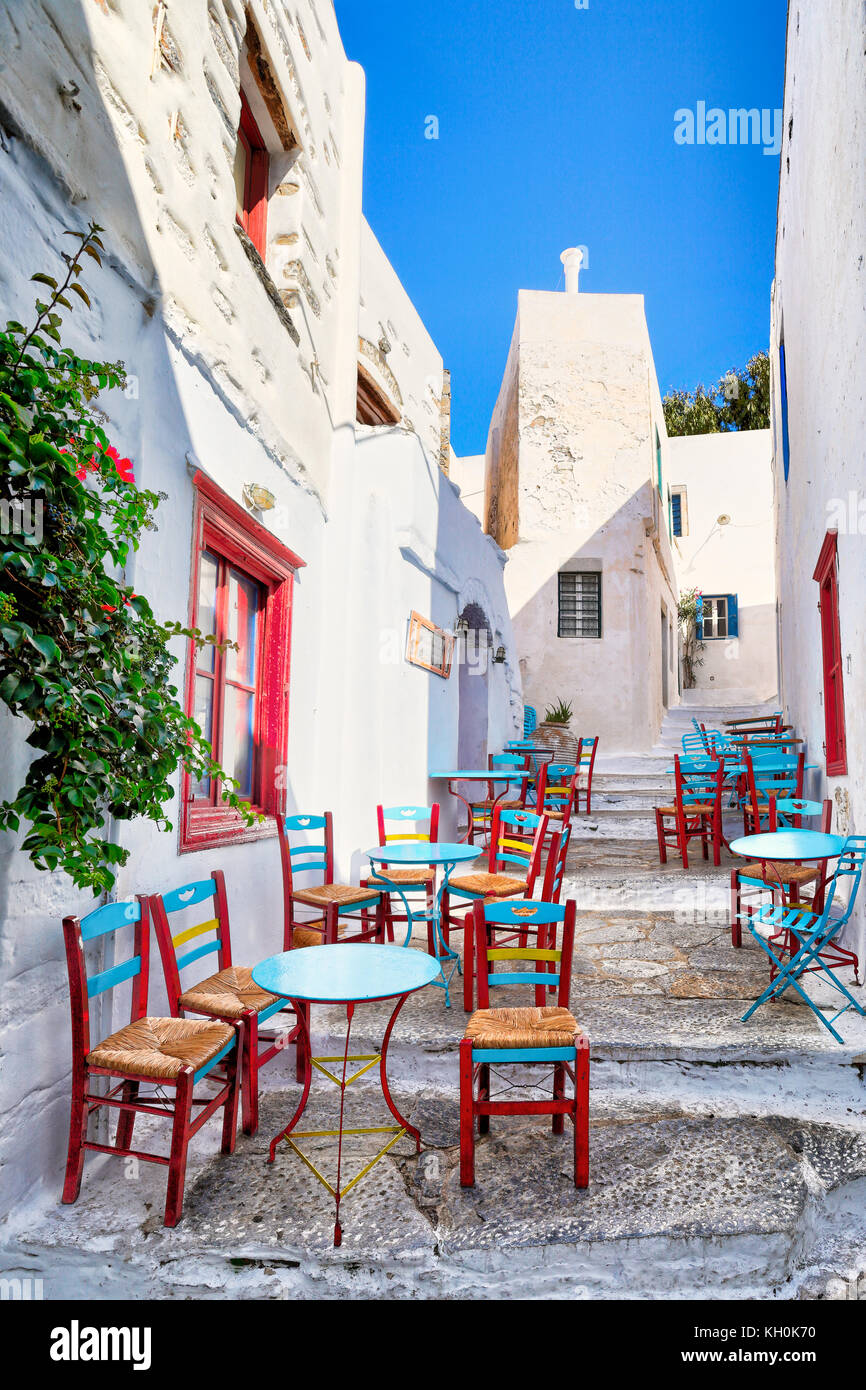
[150,870,307,1135]
[278,811,385,950]
[459,898,589,1189]
[442,806,549,949]
[534,762,579,836]
[468,753,532,839]
[575,736,600,813]
[740,750,806,835]
[655,756,725,869]
[462,825,573,1010]
[359,803,440,948]
[61,898,240,1227]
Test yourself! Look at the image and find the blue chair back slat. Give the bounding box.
[489,970,561,987]
[80,899,141,941]
[497,851,534,870]
[176,939,221,971]
[484,899,565,926]
[499,810,541,831]
[382,806,431,823]
[87,954,141,998]
[284,813,327,832]
[160,879,217,915]
[523,705,538,737]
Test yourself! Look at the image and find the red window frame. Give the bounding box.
[180,472,304,852]
[236,91,269,258]
[813,530,847,777]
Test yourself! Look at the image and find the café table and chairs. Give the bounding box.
[429,769,527,843]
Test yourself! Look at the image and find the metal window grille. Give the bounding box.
[558,572,602,638]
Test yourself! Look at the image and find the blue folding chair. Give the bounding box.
[740,878,865,1043]
[765,835,866,989]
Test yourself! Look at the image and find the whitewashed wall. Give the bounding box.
[0,0,518,1215]
[771,0,866,961]
[669,431,777,702]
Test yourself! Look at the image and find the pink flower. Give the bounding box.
[104,445,135,484]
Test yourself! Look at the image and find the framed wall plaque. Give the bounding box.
[406,610,454,679]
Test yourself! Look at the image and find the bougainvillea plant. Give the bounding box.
[0,222,257,893]
[678,587,705,690]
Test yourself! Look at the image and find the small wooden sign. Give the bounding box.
[406,611,454,679]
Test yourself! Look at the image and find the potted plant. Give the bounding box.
[533,698,579,762]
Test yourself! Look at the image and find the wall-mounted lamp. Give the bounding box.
[454,616,470,638]
[243,483,276,512]
[493,646,507,664]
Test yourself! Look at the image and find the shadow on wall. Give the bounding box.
[0,4,310,1214]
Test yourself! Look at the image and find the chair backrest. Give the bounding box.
[376,803,440,847]
[489,752,531,804]
[744,751,805,814]
[488,807,549,893]
[474,898,576,1010]
[674,755,724,812]
[682,732,710,757]
[523,704,538,738]
[277,812,334,897]
[535,763,578,824]
[541,823,572,903]
[826,836,866,927]
[769,797,832,832]
[575,737,599,778]
[62,899,150,1061]
[150,871,230,1015]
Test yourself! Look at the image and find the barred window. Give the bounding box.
[558,571,602,638]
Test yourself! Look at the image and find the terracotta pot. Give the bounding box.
[532,721,580,765]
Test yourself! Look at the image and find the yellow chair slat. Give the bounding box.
[384,833,429,842]
[487,947,561,962]
[171,916,219,949]
[498,837,532,854]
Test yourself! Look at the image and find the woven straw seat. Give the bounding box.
[449,872,527,897]
[656,802,714,816]
[737,861,820,887]
[179,966,279,1019]
[368,866,435,885]
[466,1006,579,1049]
[293,883,380,908]
[292,919,348,949]
[87,1016,234,1081]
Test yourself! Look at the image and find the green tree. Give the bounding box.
[663,351,770,437]
[0,223,256,892]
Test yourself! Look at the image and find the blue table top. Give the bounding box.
[430,770,525,781]
[366,842,480,866]
[252,943,441,1003]
[729,831,845,862]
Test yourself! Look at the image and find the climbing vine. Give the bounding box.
[678,587,705,689]
[0,222,256,893]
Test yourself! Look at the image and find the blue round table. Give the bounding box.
[729,829,845,909]
[252,944,440,1247]
[366,841,480,1008]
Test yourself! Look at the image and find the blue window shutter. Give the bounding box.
[727,594,739,637]
[671,493,682,536]
[695,593,703,642]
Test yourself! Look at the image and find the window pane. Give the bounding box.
[196,551,219,673]
[192,674,215,797]
[222,685,255,798]
[558,572,601,638]
[226,569,259,685]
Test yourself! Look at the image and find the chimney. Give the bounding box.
[560,247,584,294]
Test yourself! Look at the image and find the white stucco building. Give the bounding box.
[668,430,778,704]
[0,0,520,1216]
[480,277,679,754]
[769,0,866,951]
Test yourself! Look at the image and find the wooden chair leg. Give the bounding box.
[459,1038,475,1187]
[552,1062,565,1134]
[574,1034,590,1189]
[242,1010,258,1136]
[463,909,475,1012]
[115,1079,139,1152]
[655,810,668,864]
[222,1030,240,1154]
[478,1063,490,1134]
[61,1069,89,1205]
[164,1068,193,1228]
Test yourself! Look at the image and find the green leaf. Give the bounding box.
[70,283,91,308]
[27,633,62,662]
[31,273,58,290]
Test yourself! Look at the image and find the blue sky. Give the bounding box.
[335,0,788,456]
